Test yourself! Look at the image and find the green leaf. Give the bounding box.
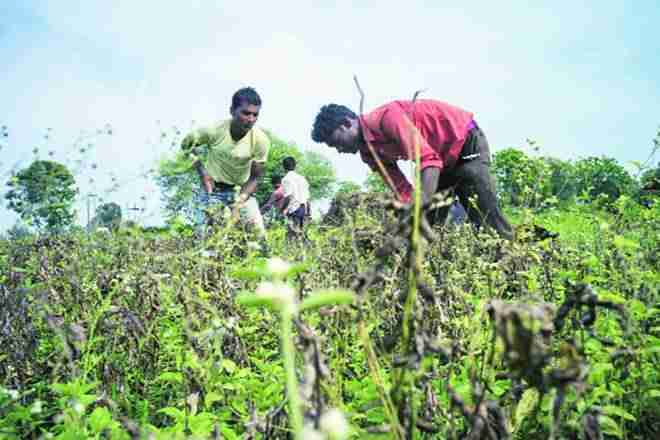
[598,415,623,438]
[204,391,223,408]
[88,407,113,433]
[300,289,355,311]
[597,291,626,304]
[513,388,539,432]
[646,389,660,399]
[613,236,639,251]
[644,346,660,356]
[286,262,310,278]
[589,362,614,385]
[189,412,217,436]
[603,405,636,421]
[51,383,70,395]
[230,264,268,280]
[627,299,647,318]
[236,293,278,310]
[157,371,183,384]
[219,424,240,440]
[221,359,237,374]
[490,380,509,397]
[157,407,186,423]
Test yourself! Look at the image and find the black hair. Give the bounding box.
[282,156,296,171]
[231,87,262,110]
[311,104,357,143]
[271,174,282,184]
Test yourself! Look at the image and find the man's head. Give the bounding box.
[311,104,361,154]
[282,156,296,172]
[230,87,262,134]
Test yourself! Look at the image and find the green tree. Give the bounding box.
[573,156,636,204]
[94,202,122,230]
[491,148,545,207]
[6,221,31,240]
[5,160,77,231]
[542,157,577,203]
[638,163,659,207]
[298,150,336,201]
[154,150,199,221]
[156,132,336,220]
[335,180,362,196]
[363,171,389,194]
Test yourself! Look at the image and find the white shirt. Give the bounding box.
[282,170,310,214]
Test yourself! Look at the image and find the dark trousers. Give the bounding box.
[428,127,513,240]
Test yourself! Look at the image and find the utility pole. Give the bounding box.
[86,193,97,231]
[128,203,144,225]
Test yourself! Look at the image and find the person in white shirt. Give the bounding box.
[281,156,310,239]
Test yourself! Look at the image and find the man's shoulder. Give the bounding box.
[361,101,407,137]
[251,126,270,144]
[364,101,400,121]
[292,171,308,182]
[187,120,229,138]
[367,99,467,118]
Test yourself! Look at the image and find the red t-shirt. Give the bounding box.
[273,185,286,211]
[359,99,474,203]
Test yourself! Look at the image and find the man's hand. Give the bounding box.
[194,161,213,194]
[227,192,248,223]
[202,175,213,194]
[236,192,249,205]
[420,167,440,206]
[239,161,264,200]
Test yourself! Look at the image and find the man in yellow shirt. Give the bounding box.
[181,87,270,234]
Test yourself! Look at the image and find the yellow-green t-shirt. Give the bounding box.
[181,120,270,186]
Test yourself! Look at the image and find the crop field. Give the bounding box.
[1,192,658,439]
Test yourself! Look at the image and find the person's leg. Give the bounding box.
[453,129,513,240]
[241,196,266,236]
[285,206,305,241]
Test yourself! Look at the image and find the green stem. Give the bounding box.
[358,322,404,440]
[280,308,303,438]
[399,118,424,439]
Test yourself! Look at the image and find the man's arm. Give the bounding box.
[260,190,278,212]
[182,130,213,193]
[420,166,440,206]
[365,157,413,203]
[238,161,264,202]
[280,195,293,213]
[194,162,214,194]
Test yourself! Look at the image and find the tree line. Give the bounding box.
[3,129,659,235]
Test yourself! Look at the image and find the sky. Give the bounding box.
[1,0,659,231]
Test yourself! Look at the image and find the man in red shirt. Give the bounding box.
[260,175,286,216]
[311,99,513,239]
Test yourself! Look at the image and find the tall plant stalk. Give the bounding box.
[280,307,303,439]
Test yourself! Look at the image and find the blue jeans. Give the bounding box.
[195,190,234,226]
[194,190,266,234]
